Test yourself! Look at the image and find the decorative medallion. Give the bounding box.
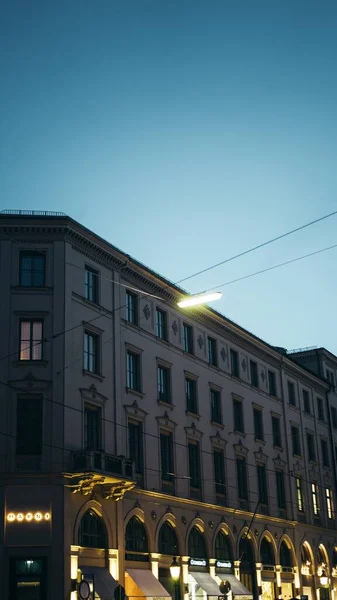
[151,511,157,520]
[172,321,178,335]
[197,334,204,349]
[241,359,247,372]
[220,347,227,362]
[261,370,266,382]
[181,516,187,525]
[143,304,151,320]
[209,520,214,529]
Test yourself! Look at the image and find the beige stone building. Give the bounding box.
[1,211,337,600]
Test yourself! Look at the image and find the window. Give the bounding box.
[156,309,167,340]
[236,457,248,500]
[233,399,244,433]
[317,397,325,421]
[126,291,138,325]
[128,421,144,479]
[188,442,201,495]
[296,478,304,512]
[16,397,43,457]
[331,406,337,429]
[288,381,296,406]
[253,408,264,441]
[78,510,107,549]
[19,320,43,361]
[84,266,99,303]
[272,416,282,448]
[208,337,217,366]
[157,366,170,403]
[125,516,148,556]
[20,251,46,287]
[257,464,268,506]
[215,531,232,561]
[230,349,239,377]
[84,405,101,450]
[326,369,336,391]
[186,377,197,414]
[127,351,141,391]
[158,522,179,555]
[311,483,319,515]
[188,527,207,559]
[321,438,330,467]
[268,370,276,396]
[326,488,334,519]
[213,448,226,500]
[160,431,174,483]
[276,470,286,510]
[303,390,311,414]
[306,432,316,462]
[211,389,222,424]
[84,332,99,373]
[183,323,193,354]
[291,426,301,456]
[250,360,259,387]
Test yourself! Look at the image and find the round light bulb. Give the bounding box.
[17,513,24,522]
[25,513,33,522]
[34,512,42,521]
[7,513,16,522]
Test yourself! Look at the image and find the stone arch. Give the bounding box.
[317,543,330,572]
[300,540,315,572]
[259,532,277,566]
[212,523,235,560]
[73,500,113,548]
[278,535,297,568]
[155,512,183,556]
[186,518,209,558]
[236,526,258,562]
[125,513,151,554]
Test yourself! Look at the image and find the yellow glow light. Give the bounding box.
[25,513,33,522]
[44,513,50,521]
[17,513,24,522]
[177,291,222,308]
[7,513,16,522]
[34,512,42,521]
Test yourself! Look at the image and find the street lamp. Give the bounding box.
[177,292,222,308]
[320,570,329,587]
[170,556,181,600]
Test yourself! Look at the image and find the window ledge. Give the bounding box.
[233,429,246,437]
[273,444,283,451]
[293,453,303,459]
[211,420,224,428]
[156,336,170,346]
[83,369,105,382]
[13,360,48,367]
[126,387,144,398]
[183,351,195,359]
[157,400,174,409]
[186,410,200,420]
[11,286,53,293]
[208,363,219,371]
[231,374,241,381]
[288,403,299,410]
[122,319,140,331]
[255,437,266,444]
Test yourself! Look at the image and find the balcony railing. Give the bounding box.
[72,451,134,480]
[0,209,67,216]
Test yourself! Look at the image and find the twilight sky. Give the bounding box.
[1,1,337,352]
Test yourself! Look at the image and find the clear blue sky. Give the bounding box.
[1,1,337,353]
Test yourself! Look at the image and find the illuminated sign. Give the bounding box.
[6,512,51,523]
[189,558,208,567]
[216,561,232,569]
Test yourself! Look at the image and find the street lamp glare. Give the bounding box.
[170,556,181,581]
[177,292,222,308]
[320,571,329,587]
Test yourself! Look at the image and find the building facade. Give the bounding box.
[1,211,337,600]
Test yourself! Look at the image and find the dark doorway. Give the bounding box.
[9,558,47,600]
[239,537,257,600]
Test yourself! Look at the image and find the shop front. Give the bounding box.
[300,543,315,600]
[187,527,220,600]
[260,538,276,600]
[279,542,294,600]
[212,530,252,600]
[238,537,257,600]
[316,545,330,600]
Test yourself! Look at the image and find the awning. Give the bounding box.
[218,574,253,599]
[81,566,118,600]
[126,568,171,600]
[190,572,221,596]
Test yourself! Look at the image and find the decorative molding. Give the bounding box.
[210,431,227,450]
[185,423,203,440]
[197,334,204,350]
[220,347,227,362]
[156,413,177,430]
[233,439,249,457]
[80,384,108,406]
[124,400,148,421]
[8,372,51,393]
[172,321,178,335]
[273,454,286,470]
[143,304,151,320]
[241,358,247,372]
[260,369,266,383]
[254,447,268,464]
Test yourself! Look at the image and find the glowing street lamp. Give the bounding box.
[177,292,222,309]
[170,556,181,581]
[320,570,329,587]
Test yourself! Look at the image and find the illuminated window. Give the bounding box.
[311,483,319,515]
[326,488,334,519]
[296,478,304,512]
[19,320,43,361]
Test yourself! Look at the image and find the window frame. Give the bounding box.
[213,448,226,500]
[296,477,304,512]
[185,377,198,414]
[303,389,311,414]
[317,397,325,422]
[84,265,99,303]
[183,323,193,354]
[208,337,217,366]
[128,420,144,479]
[84,330,100,374]
[250,360,259,388]
[210,388,222,424]
[320,438,330,468]
[233,398,244,434]
[230,349,240,378]
[160,430,174,484]
[19,319,44,361]
[326,487,334,519]
[306,432,316,462]
[125,291,138,325]
[288,381,296,406]
[84,404,102,451]
[271,415,282,448]
[19,250,46,288]
[156,308,167,341]
[257,463,268,507]
[236,457,248,500]
[291,425,301,457]
[126,350,141,392]
[275,470,286,510]
[157,364,171,404]
[253,407,264,442]
[311,482,319,516]
[268,370,277,397]
[188,441,202,493]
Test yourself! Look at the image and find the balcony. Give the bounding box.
[65,451,136,500]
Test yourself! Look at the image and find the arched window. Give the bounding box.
[78,510,107,549]
[332,546,337,568]
[317,545,328,568]
[188,527,207,558]
[125,516,149,559]
[280,541,292,567]
[215,531,232,561]
[239,537,254,566]
[158,522,179,555]
[260,538,275,566]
